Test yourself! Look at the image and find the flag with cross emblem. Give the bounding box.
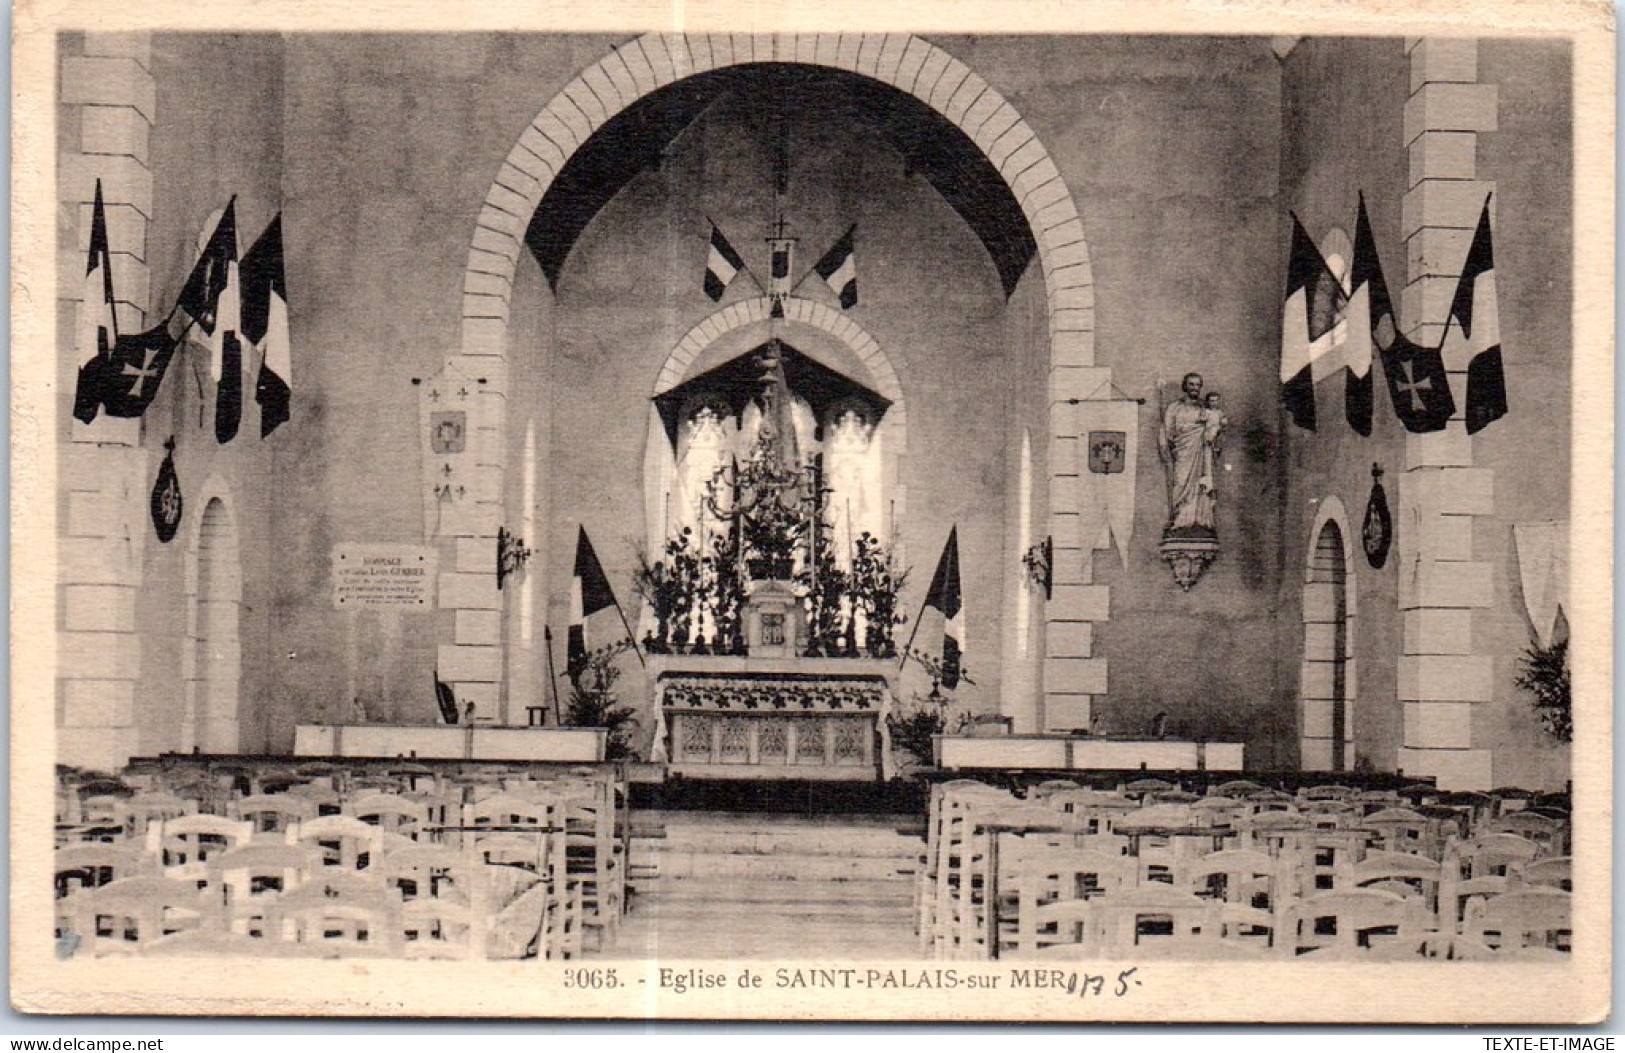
[1352,197,1455,432]
[97,323,181,418]
[1381,327,1455,433]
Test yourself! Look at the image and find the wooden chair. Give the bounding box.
[56,842,155,899]
[147,814,253,885]
[1465,888,1571,953]
[1189,796,1249,827]
[1181,847,1281,939]
[1457,833,1542,879]
[121,793,197,838]
[1235,810,1315,854]
[920,780,1016,958]
[1282,888,1432,957]
[553,781,627,942]
[1043,789,1139,838]
[1120,777,1178,800]
[1486,812,1568,857]
[1087,887,1223,953]
[1358,808,1436,857]
[1351,789,1403,814]
[1026,779,1085,799]
[267,872,402,957]
[470,830,581,960]
[1520,856,1572,892]
[64,876,216,956]
[1007,843,1133,957]
[230,793,316,837]
[401,898,477,960]
[206,843,321,936]
[377,843,478,906]
[290,815,386,872]
[283,783,343,816]
[349,793,429,839]
[1440,874,1508,936]
[1350,851,1444,912]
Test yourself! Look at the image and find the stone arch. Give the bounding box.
[647,294,910,559]
[461,34,1094,356]
[1301,496,1357,772]
[181,479,243,755]
[453,34,1106,723]
[656,295,904,408]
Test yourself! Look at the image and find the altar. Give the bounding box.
[651,655,892,780]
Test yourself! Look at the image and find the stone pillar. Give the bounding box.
[1396,38,1498,790]
[426,353,507,726]
[1043,367,1112,734]
[57,33,155,771]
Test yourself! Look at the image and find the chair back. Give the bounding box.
[1465,888,1572,952]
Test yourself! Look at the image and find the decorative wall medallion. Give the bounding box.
[150,437,183,543]
[1363,463,1392,569]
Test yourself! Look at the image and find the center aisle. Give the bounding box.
[600,810,923,960]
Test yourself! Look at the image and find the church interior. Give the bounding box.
[44,31,1580,967]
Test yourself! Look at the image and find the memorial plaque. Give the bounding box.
[331,543,436,608]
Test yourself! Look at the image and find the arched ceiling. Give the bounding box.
[524,63,1038,297]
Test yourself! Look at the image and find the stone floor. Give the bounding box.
[599,810,923,960]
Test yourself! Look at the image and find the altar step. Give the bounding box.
[604,811,922,960]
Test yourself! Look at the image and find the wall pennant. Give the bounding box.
[151,437,183,543]
[1074,389,1142,570]
[417,359,482,539]
[1362,462,1392,569]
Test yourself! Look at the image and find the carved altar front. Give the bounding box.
[652,656,894,780]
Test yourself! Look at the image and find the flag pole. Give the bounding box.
[898,591,929,671]
[544,625,564,726]
[613,597,648,668]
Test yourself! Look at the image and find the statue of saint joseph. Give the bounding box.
[1159,372,1225,535]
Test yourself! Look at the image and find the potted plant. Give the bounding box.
[1516,636,1571,742]
[564,641,642,761]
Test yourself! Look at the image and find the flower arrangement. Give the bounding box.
[635,446,906,659]
[850,531,908,658]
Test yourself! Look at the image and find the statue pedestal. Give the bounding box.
[650,655,894,781]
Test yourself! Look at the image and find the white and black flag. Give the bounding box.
[242,214,291,437]
[813,224,858,309]
[704,225,745,301]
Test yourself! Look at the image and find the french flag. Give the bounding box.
[814,225,858,309]
[241,214,291,437]
[704,225,744,301]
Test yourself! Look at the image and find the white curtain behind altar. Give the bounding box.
[825,406,885,568]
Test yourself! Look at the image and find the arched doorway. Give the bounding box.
[187,495,242,754]
[1301,504,1355,772]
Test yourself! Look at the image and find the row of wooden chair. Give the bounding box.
[919,780,1573,961]
[55,765,632,957]
[58,839,578,960]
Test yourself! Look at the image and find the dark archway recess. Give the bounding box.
[651,338,891,452]
[524,63,1039,297]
